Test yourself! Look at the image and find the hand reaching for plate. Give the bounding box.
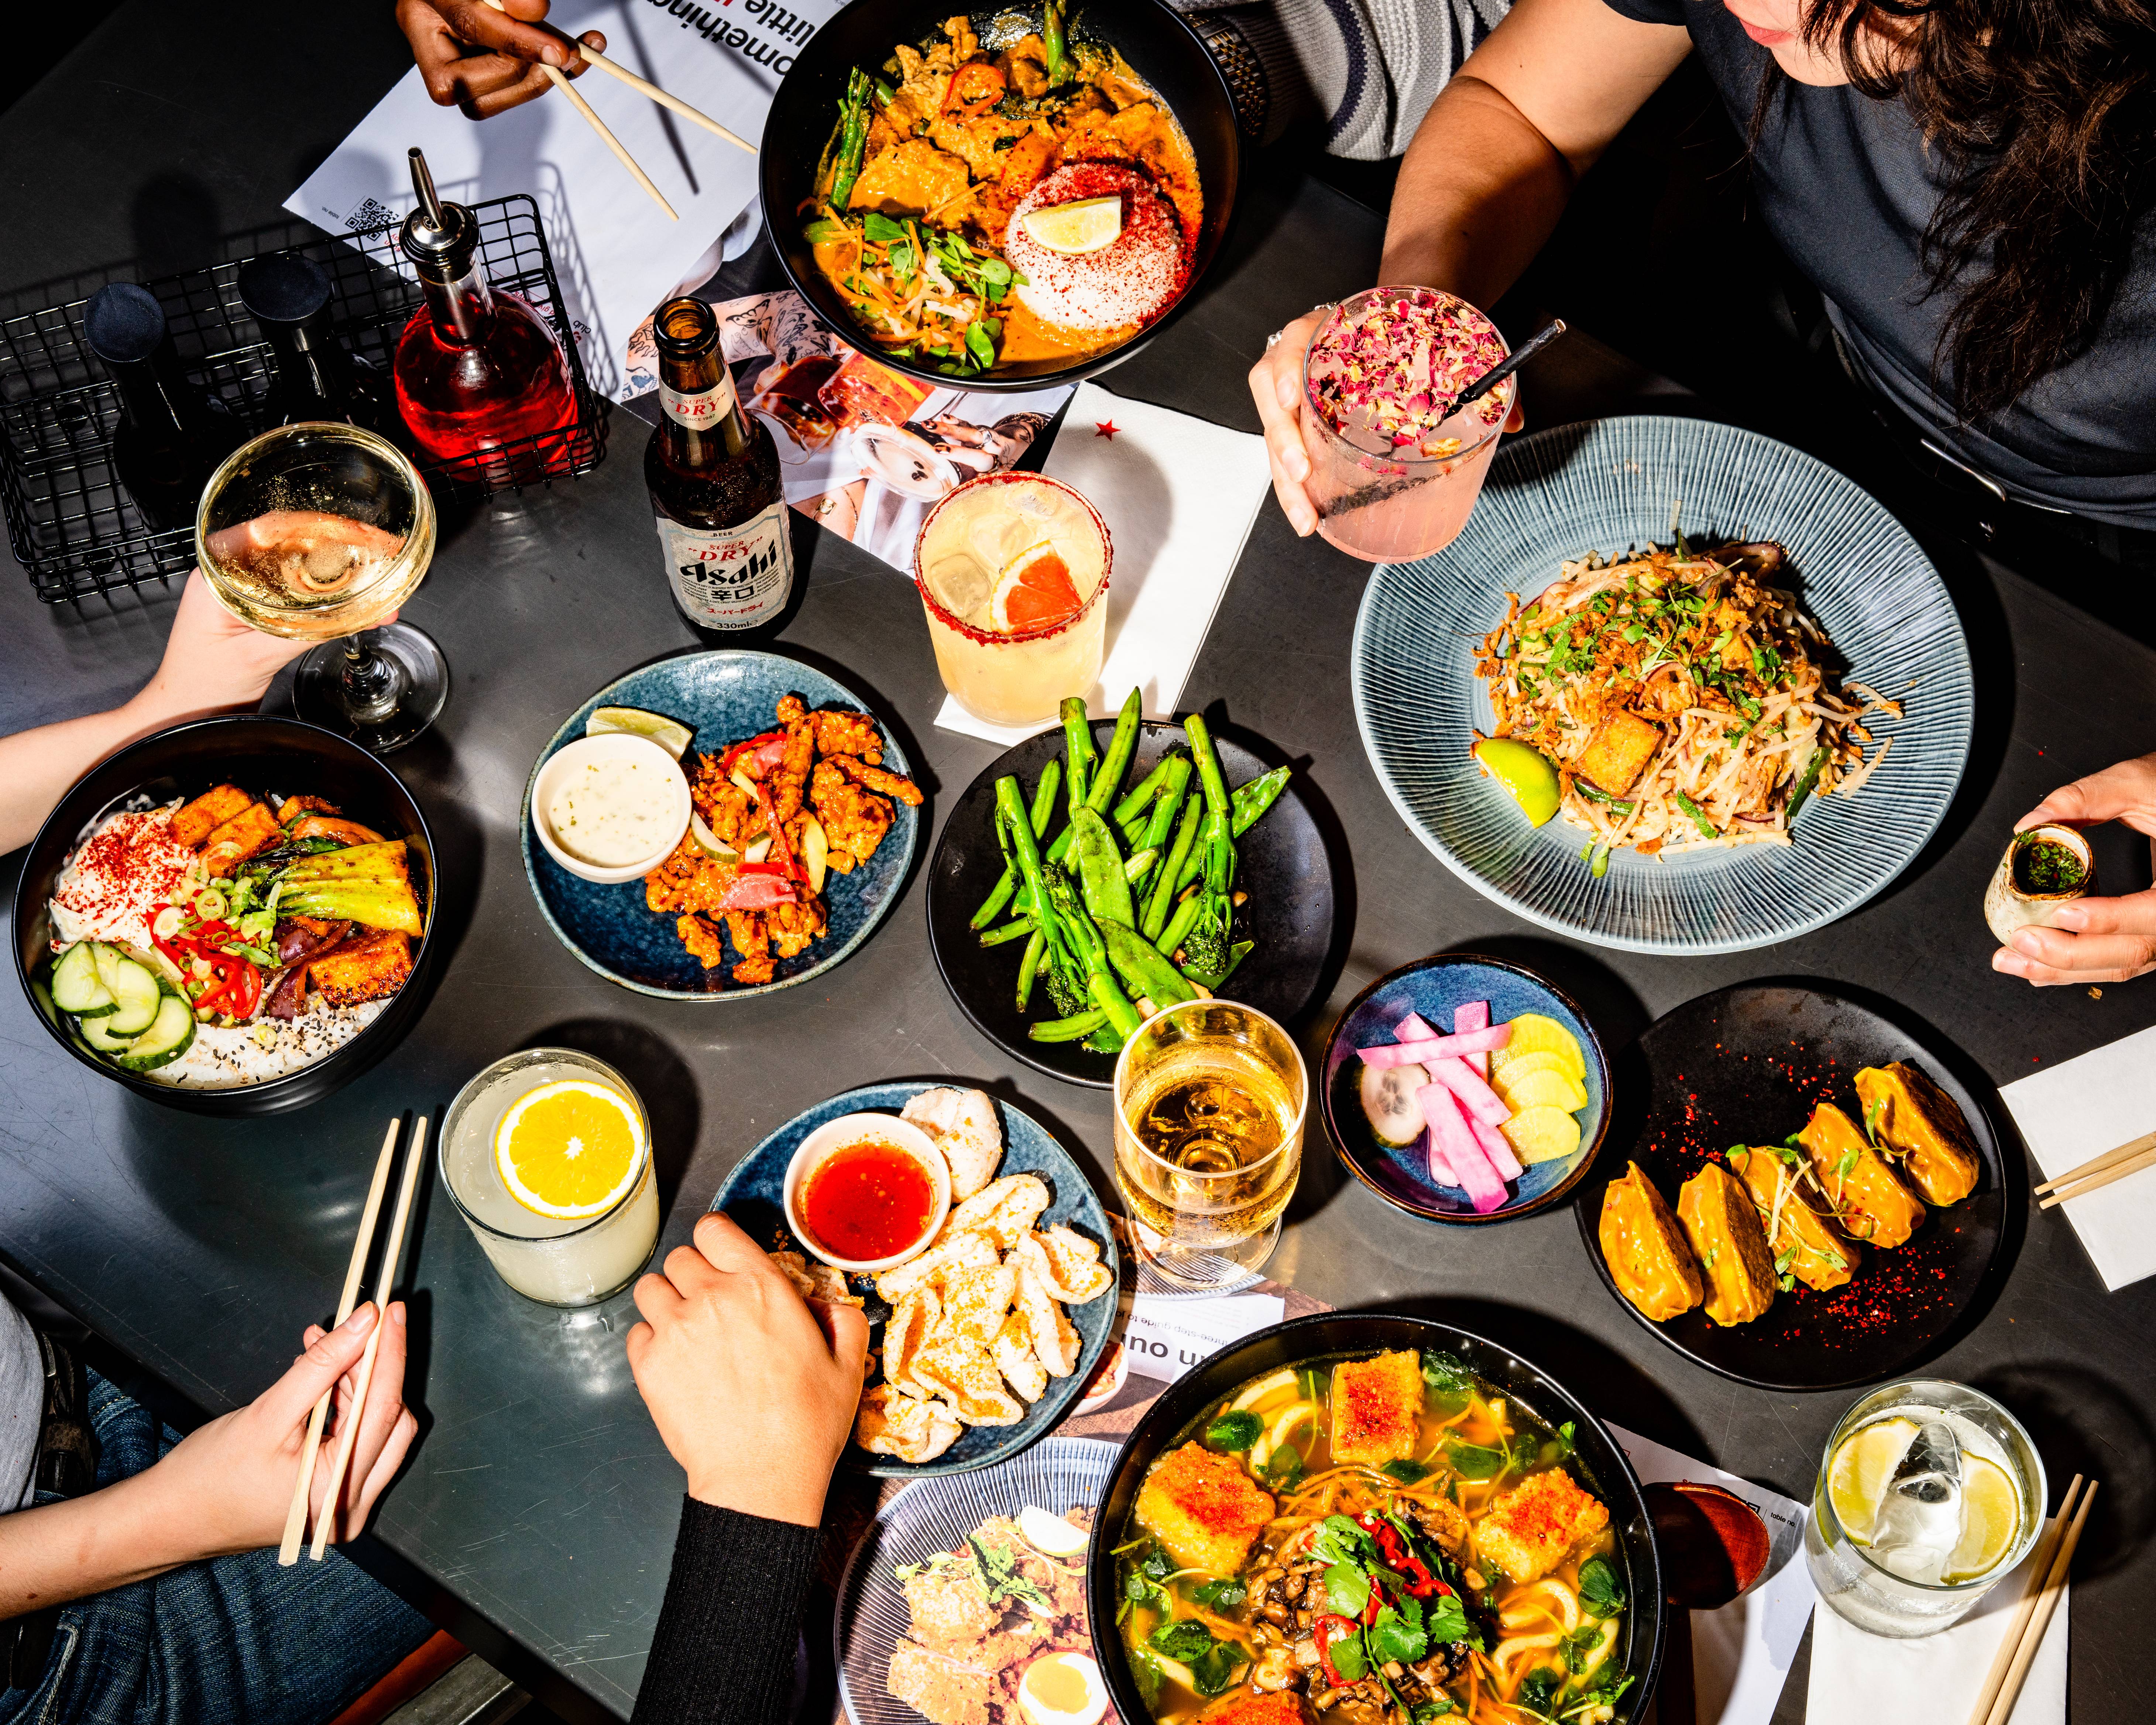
[1994,751,2156,985]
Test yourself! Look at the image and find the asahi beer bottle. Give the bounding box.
[645,296,793,632]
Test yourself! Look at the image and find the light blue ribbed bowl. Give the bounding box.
[1351,416,1973,955]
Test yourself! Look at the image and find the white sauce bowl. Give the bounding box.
[783,1112,952,1274]
[530,733,692,885]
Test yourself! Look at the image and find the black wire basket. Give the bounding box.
[0,194,608,606]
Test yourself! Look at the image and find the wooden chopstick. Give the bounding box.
[278,1119,404,1567]
[1979,1479,2096,1725]
[1961,1474,2081,1725]
[2034,1128,2156,1198]
[308,1115,430,1561]
[574,43,755,155]
[2039,1141,2156,1209]
[543,64,679,220]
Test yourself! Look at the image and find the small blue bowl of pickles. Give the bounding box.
[1319,953,1609,1224]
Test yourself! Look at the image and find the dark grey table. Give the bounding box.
[3,5,2153,1721]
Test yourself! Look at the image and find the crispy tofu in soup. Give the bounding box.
[1119,1349,1633,1724]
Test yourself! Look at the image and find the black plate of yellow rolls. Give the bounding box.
[1577,982,2010,1391]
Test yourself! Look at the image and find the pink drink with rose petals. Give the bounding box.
[1299,287,1515,563]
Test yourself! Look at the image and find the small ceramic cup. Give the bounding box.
[1983,823,2095,946]
[783,1112,951,1273]
[530,733,692,885]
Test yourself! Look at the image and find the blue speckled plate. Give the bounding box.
[1351,416,1973,954]
[711,1081,1120,1478]
[1319,954,1610,1224]
[520,652,918,999]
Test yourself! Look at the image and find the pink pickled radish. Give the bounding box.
[1423,1126,1458,1186]
[1427,1054,1511,1125]
[1397,1012,1440,1043]
[1422,1084,1507,1213]
[1359,1025,1513,1069]
[1470,1111,1524,1181]
[1455,1001,1490,1076]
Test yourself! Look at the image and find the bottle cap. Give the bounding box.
[82,282,170,367]
[400,147,477,278]
[653,296,720,357]
[237,254,333,327]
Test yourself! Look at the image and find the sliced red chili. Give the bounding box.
[1312,1615,1359,1688]
[718,730,786,777]
[942,61,1005,116]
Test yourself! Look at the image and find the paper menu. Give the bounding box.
[286,0,842,399]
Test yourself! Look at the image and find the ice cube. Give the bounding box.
[1869,1420,1966,1583]
[927,550,992,622]
[967,505,1031,574]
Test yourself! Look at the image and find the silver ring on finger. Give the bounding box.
[1264,330,1282,351]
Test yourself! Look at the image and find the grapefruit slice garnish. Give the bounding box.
[989,541,1083,632]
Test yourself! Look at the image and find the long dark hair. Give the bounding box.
[1761,0,2156,422]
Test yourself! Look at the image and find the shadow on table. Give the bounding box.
[528,1017,702,1215]
[1967,1362,2154,1584]
[1442,932,1655,1054]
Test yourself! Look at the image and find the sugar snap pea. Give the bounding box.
[1084,688,1144,814]
[1071,806,1134,927]
[1030,1007,1108,1042]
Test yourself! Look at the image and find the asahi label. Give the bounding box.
[659,370,737,428]
[658,501,792,629]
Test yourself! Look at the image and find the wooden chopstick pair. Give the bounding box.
[277,1116,429,1567]
[2034,1128,2156,1209]
[478,0,757,224]
[1961,1473,2098,1725]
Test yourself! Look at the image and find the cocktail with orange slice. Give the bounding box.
[913,472,1111,727]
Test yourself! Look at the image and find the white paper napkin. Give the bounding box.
[1998,1023,2156,1291]
[933,383,1272,743]
[1119,1292,1285,1386]
[1605,1424,1816,1725]
[1806,1536,2066,1725]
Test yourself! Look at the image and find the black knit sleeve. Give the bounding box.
[630,1498,824,1725]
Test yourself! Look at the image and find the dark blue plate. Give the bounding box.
[520,652,919,999]
[1319,954,1610,1224]
[711,1081,1121,1477]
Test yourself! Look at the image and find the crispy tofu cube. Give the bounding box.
[1854,1062,1981,1208]
[1573,709,1664,797]
[1474,1467,1611,1585]
[1205,1695,1315,1725]
[171,784,253,848]
[200,802,282,870]
[1799,1103,1925,1248]
[1676,1163,1779,1326]
[1329,1350,1424,1466]
[277,795,340,826]
[307,932,412,1006]
[1134,1441,1276,1576]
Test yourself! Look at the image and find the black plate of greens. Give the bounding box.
[926,700,1334,1087]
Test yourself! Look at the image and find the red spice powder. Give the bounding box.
[50,809,192,942]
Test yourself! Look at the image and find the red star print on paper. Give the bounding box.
[1093,419,1118,440]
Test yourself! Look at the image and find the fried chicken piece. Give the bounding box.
[767,895,827,959]
[644,834,741,917]
[811,759,894,865]
[676,913,727,971]
[724,909,775,986]
[811,708,884,762]
[834,753,923,806]
[764,697,815,826]
[694,774,756,849]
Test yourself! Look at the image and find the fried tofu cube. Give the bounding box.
[307,932,412,1006]
[200,801,283,870]
[1854,1062,1981,1208]
[1573,709,1664,797]
[1799,1103,1925,1248]
[1134,1441,1276,1575]
[1204,1694,1315,1725]
[1475,1467,1611,1584]
[1329,1350,1424,1466]
[1599,1162,1705,1320]
[1727,1145,1861,1291]
[171,784,253,848]
[1676,1163,1779,1326]
[277,795,340,826]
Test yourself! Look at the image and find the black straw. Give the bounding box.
[1452,318,1567,412]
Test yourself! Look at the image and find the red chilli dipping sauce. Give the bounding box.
[799,1135,937,1262]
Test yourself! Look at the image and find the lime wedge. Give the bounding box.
[1022,196,1122,255]
[1473,738,1562,827]
[588,706,693,758]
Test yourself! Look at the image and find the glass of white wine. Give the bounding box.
[1112,1001,1307,1290]
[196,422,448,753]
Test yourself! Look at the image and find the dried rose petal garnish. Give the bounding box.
[1306,288,1509,453]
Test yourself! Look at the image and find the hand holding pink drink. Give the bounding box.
[1357,1001,1592,1211]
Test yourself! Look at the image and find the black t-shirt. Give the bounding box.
[1602,0,2156,527]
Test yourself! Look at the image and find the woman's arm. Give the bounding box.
[1248,0,1691,532]
[0,1302,415,1616]
[0,571,312,855]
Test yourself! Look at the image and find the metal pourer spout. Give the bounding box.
[400,146,476,281]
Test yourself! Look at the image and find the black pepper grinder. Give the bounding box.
[81,282,235,530]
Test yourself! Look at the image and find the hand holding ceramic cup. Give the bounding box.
[1991,750,2156,986]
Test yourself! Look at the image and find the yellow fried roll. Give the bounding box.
[1599,1162,1704,1321]
[1854,1062,1981,1208]
[1798,1102,1925,1248]
[1676,1164,1778,1326]
[1727,1144,1862,1292]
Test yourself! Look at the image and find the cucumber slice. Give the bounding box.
[1361,1059,1433,1149]
[81,1012,137,1054]
[114,992,196,1073]
[51,942,115,1017]
[100,952,164,1036]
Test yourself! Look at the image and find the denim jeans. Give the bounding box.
[0,1371,433,1725]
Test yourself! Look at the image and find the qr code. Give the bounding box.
[344,198,398,233]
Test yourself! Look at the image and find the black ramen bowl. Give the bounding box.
[12,716,437,1116]
[1085,1311,1666,1723]
[761,0,1240,392]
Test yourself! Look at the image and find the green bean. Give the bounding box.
[1102,921,1197,1011]
[997,775,1064,976]
[1228,765,1290,836]
[1061,699,1095,813]
[972,761,1061,929]
[1118,807,1150,848]
[1785,745,1828,821]
[1140,757,1192,851]
[1123,847,1158,885]
[1084,688,1144,813]
[1112,757,1178,827]
[1146,796,1204,939]
[830,69,871,209]
[1155,892,1203,959]
[979,916,1037,948]
[1087,970,1144,1039]
[1042,0,1068,85]
[1017,929,1044,1011]
[1030,1007,1107,1042]
[1184,714,1233,820]
[1071,806,1134,927]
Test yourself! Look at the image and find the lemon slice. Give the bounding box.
[1498,1105,1583,1166]
[1496,1066,1589,1114]
[1022,195,1122,254]
[1491,1013,1586,1081]
[587,706,694,759]
[1827,1416,1920,1543]
[1943,1457,2021,1582]
[494,1080,646,1220]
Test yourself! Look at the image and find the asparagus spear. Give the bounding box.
[830,68,871,210]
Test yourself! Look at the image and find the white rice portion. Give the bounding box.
[142,999,386,1089]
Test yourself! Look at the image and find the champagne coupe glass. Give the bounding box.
[196,422,447,753]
